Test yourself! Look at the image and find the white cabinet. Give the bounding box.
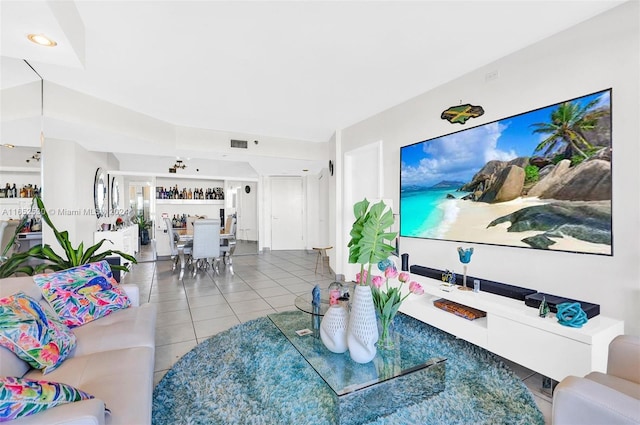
[94,224,139,261]
[399,274,624,382]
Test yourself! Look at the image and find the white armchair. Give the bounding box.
[552,335,640,425]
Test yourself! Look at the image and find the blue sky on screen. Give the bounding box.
[401,90,610,187]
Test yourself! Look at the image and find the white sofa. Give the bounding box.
[0,275,157,425]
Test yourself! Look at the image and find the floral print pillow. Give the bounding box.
[0,293,76,374]
[33,261,131,328]
[0,377,94,422]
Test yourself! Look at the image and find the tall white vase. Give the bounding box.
[347,285,378,363]
[320,305,349,353]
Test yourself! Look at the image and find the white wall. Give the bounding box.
[337,2,640,334]
[42,138,116,253]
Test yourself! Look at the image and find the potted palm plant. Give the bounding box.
[0,196,137,278]
[135,214,152,245]
[345,198,397,363]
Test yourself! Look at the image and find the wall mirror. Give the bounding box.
[94,168,107,218]
[111,177,120,211]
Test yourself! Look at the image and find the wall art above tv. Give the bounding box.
[400,89,612,256]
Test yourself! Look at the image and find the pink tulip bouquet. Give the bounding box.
[371,260,424,348]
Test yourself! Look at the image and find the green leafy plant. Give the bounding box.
[0,251,34,279]
[524,165,540,184]
[135,214,152,230]
[0,196,137,277]
[347,198,397,285]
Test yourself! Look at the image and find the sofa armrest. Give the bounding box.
[553,375,640,425]
[120,284,140,307]
[12,398,106,425]
[608,335,640,384]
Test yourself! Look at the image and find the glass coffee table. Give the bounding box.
[268,310,446,424]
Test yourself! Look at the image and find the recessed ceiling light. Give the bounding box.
[302,169,309,172]
[2,144,15,148]
[27,34,57,47]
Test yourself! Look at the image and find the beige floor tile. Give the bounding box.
[154,370,169,388]
[264,293,297,309]
[155,322,196,346]
[534,395,552,424]
[149,290,187,303]
[255,286,290,298]
[152,299,190,314]
[154,339,198,371]
[186,294,228,308]
[184,286,221,297]
[229,298,273,314]
[156,309,193,328]
[236,309,277,323]
[216,282,253,293]
[193,316,240,339]
[273,276,304,286]
[190,304,235,321]
[223,290,262,303]
[284,282,316,294]
[245,279,280,289]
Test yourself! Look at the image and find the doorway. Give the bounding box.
[271,177,304,250]
[127,178,155,262]
[226,181,258,255]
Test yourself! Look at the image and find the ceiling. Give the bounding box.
[0,0,625,175]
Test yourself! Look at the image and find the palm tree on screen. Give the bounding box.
[530,99,605,160]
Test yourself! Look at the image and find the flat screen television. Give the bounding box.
[400,89,612,256]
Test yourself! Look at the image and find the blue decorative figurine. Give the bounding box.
[556,302,588,328]
[457,247,474,291]
[312,285,321,338]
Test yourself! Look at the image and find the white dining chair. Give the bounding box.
[190,219,221,277]
[164,217,192,279]
[219,215,236,275]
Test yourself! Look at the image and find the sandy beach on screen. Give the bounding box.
[441,197,611,254]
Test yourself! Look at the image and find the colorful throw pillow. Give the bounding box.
[0,293,76,374]
[0,377,94,422]
[33,261,131,328]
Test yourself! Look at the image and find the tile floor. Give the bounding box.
[121,249,552,424]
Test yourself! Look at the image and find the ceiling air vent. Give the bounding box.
[230,139,248,149]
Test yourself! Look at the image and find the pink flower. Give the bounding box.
[398,272,410,283]
[384,267,398,279]
[355,270,368,284]
[409,281,424,295]
[371,275,384,289]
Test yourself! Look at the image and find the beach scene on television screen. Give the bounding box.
[400,89,612,255]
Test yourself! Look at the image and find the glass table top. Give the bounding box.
[268,310,446,397]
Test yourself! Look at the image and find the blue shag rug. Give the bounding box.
[153,311,544,425]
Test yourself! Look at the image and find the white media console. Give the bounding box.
[399,273,624,382]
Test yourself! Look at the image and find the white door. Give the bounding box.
[271,177,304,250]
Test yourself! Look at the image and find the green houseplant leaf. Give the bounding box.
[347,198,397,284]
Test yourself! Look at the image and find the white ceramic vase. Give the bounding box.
[347,285,378,363]
[320,305,349,353]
